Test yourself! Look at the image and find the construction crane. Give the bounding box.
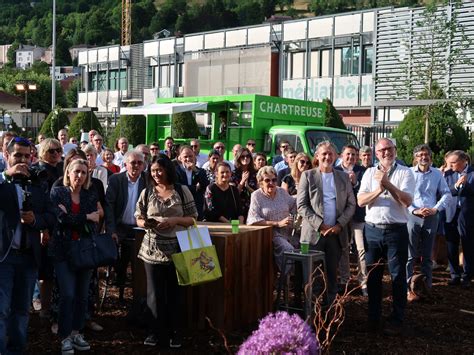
[121,0,131,46]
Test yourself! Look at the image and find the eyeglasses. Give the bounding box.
[376,146,395,153]
[299,160,310,165]
[47,148,62,154]
[129,160,144,165]
[280,145,289,149]
[263,178,277,184]
[247,142,256,146]
[215,146,225,150]
[240,154,251,160]
[191,144,199,148]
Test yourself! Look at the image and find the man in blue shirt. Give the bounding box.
[406,144,452,301]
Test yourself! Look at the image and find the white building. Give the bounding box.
[77,2,474,128]
[16,44,46,69]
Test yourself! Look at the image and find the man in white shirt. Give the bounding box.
[190,139,207,168]
[92,134,105,165]
[358,138,415,336]
[297,141,356,303]
[57,129,76,156]
[113,137,129,169]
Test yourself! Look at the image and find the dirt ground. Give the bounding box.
[27,264,474,354]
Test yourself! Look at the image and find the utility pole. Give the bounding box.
[51,0,56,110]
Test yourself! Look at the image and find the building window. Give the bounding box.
[321,49,331,77]
[288,51,305,79]
[362,45,373,74]
[310,51,320,78]
[334,46,360,76]
[109,70,118,90]
[98,71,107,91]
[159,65,169,87]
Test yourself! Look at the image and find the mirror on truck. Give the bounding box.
[263,133,272,153]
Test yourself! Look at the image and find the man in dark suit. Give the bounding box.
[297,141,356,303]
[105,150,146,296]
[335,144,368,295]
[0,137,55,354]
[444,150,474,289]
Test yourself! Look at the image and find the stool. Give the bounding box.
[276,250,327,320]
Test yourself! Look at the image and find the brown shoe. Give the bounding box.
[407,290,420,302]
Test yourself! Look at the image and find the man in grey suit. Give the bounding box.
[297,141,356,303]
[105,150,147,296]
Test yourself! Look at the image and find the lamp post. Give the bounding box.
[15,82,37,109]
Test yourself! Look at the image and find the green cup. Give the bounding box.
[231,220,240,234]
[300,242,310,254]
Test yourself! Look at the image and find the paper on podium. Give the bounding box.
[176,226,212,252]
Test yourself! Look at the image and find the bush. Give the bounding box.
[323,98,346,130]
[392,104,470,167]
[39,107,70,138]
[171,111,200,138]
[68,111,103,140]
[108,114,146,148]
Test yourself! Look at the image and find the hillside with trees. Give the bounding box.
[0,0,424,66]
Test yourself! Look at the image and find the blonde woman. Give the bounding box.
[281,152,312,196]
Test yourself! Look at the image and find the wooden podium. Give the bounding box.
[133,223,274,330]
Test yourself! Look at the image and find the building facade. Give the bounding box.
[16,44,46,69]
[77,1,474,125]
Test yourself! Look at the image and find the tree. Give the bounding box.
[39,107,70,138]
[108,115,146,148]
[393,0,472,143]
[68,111,103,140]
[323,98,346,129]
[65,78,81,108]
[171,111,200,138]
[392,103,469,167]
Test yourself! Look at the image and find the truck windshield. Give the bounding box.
[306,130,359,155]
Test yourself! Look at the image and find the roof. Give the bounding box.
[0,91,23,104]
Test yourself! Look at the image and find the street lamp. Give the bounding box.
[15,82,37,109]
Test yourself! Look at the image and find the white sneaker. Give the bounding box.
[71,333,90,351]
[51,323,58,335]
[61,337,74,355]
[32,298,42,311]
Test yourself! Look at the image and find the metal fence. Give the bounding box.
[346,125,397,148]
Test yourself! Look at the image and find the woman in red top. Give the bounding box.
[101,148,120,174]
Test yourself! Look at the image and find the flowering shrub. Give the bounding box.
[238,311,319,354]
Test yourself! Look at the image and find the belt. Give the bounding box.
[366,222,406,230]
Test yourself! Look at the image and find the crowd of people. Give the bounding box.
[0,127,472,353]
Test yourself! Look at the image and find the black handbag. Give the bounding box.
[69,233,118,270]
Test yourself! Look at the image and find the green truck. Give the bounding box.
[127,94,358,161]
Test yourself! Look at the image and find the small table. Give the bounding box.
[133,223,274,330]
[276,250,327,320]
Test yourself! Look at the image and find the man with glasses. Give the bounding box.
[202,142,234,171]
[105,150,147,299]
[297,141,356,304]
[406,145,451,301]
[272,140,290,166]
[149,142,160,158]
[0,137,55,354]
[358,138,415,336]
[57,129,76,156]
[246,139,256,155]
[189,139,207,168]
[113,137,129,170]
[444,150,474,289]
[92,134,106,165]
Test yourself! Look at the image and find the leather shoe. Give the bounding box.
[448,278,461,286]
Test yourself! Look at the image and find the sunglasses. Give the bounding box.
[280,145,289,149]
[299,160,310,165]
[240,154,251,159]
[48,148,62,154]
[191,145,199,148]
[247,143,256,146]
[215,146,225,150]
[263,178,277,184]
[150,147,159,151]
